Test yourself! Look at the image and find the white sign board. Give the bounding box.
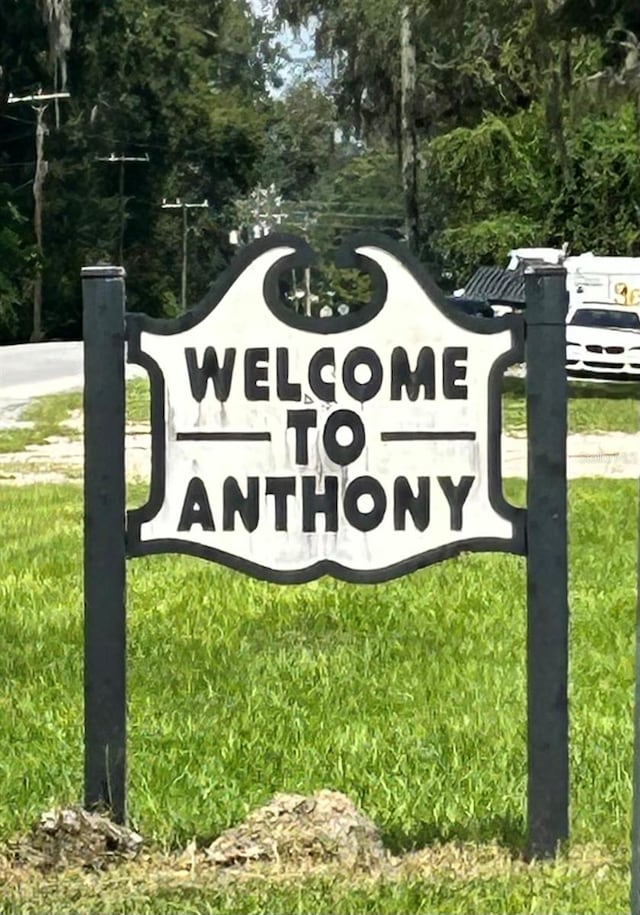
[127,234,524,582]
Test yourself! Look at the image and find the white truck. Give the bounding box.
[504,248,640,379]
[506,247,640,309]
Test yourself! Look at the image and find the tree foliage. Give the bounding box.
[1,0,640,340]
[0,0,274,341]
[270,0,640,287]
[0,189,36,340]
[419,102,640,282]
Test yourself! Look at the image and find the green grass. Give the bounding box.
[0,390,83,453]
[0,371,636,463]
[0,376,635,460]
[126,376,152,425]
[503,376,640,435]
[0,856,629,913]
[0,378,151,454]
[0,478,638,911]
[122,373,638,436]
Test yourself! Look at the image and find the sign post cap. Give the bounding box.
[82,264,126,279]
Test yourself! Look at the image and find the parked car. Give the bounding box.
[565,303,640,378]
[446,295,494,318]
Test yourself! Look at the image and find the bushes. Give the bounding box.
[420,102,640,284]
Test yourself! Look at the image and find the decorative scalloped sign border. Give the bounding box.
[126,233,524,583]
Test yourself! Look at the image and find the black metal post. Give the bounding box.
[525,265,569,858]
[82,265,127,823]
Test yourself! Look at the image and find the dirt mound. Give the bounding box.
[8,807,143,871]
[203,790,387,872]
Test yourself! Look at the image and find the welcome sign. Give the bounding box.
[82,235,569,858]
[126,234,524,581]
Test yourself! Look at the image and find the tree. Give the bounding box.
[39,0,72,119]
[261,80,338,200]
[419,102,640,284]
[0,0,277,342]
[272,0,571,261]
[0,188,36,341]
[554,0,640,142]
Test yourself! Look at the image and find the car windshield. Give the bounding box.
[569,308,640,330]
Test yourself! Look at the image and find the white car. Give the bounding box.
[566,303,640,378]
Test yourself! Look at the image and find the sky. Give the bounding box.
[248,0,321,94]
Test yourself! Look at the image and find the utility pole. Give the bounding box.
[95,153,150,266]
[8,89,70,342]
[301,210,312,317]
[400,4,419,254]
[161,198,209,311]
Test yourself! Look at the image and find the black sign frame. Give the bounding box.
[81,234,569,862]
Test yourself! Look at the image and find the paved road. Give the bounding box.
[0,341,144,427]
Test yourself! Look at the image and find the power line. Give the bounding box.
[0,132,39,145]
[8,179,34,194]
[288,210,405,220]
[0,114,39,126]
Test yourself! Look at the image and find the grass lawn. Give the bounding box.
[0,854,630,913]
[0,375,638,457]
[0,478,638,912]
[502,376,640,436]
[0,378,150,455]
[0,390,83,454]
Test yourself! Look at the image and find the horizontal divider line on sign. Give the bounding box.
[381,431,477,441]
[176,432,272,441]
